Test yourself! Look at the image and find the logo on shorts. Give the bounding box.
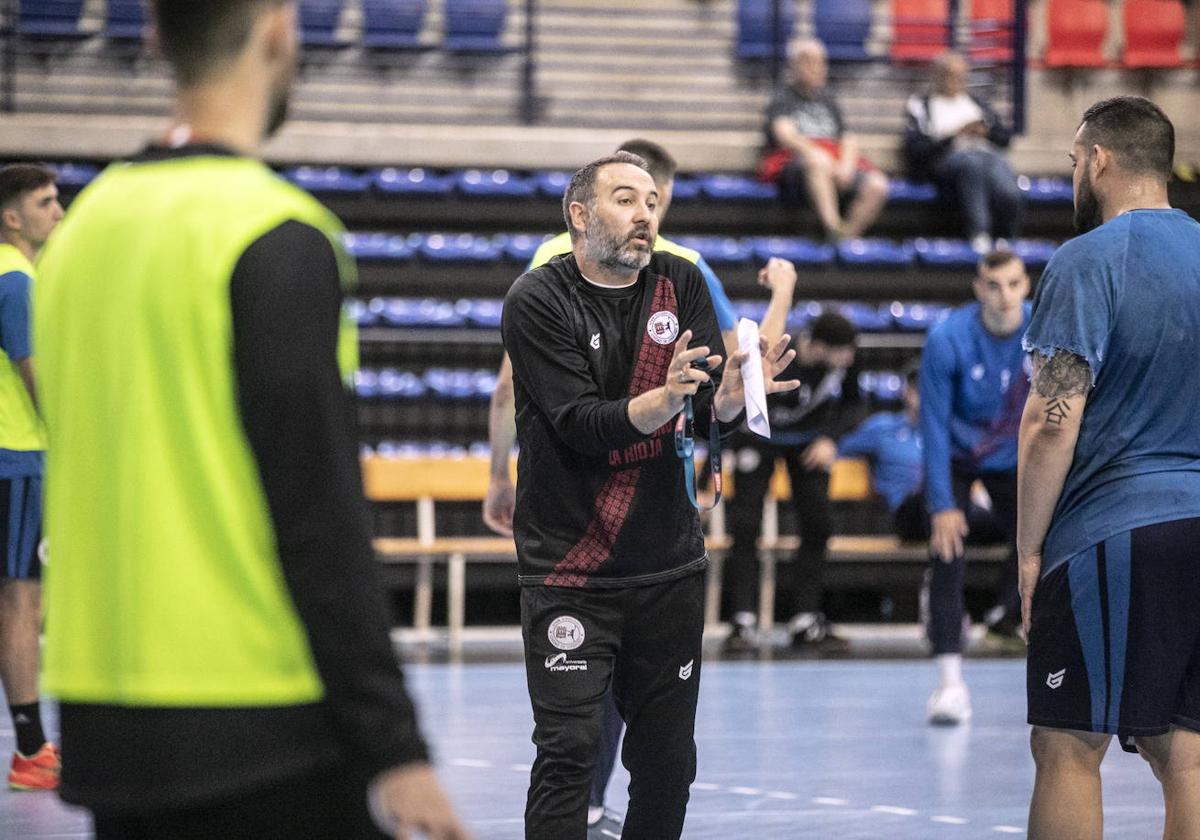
[548,615,585,651]
[1046,668,1066,689]
[544,653,588,673]
[971,364,986,381]
[647,311,679,345]
[679,659,694,681]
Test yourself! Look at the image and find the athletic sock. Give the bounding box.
[733,611,756,629]
[587,805,604,826]
[936,653,964,688]
[10,702,47,757]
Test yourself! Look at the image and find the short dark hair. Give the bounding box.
[977,248,1023,274]
[152,0,287,87]
[809,312,857,348]
[562,151,651,240]
[1077,96,1175,180]
[0,164,56,212]
[616,139,677,187]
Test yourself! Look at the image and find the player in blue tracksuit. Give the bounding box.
[919,249,1031,725]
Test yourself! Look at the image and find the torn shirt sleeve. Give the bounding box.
[1021,254,1116,384]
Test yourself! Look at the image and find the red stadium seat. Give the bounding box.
[1044,0,1109,67]
[1122,0,1186,68]
[891,0,951,62]
[969,0,1013,62]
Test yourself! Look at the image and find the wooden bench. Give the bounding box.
[364,456,1007,646]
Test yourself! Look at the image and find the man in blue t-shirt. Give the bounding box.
[1018,96,1200,840]
[0,164,63,791]
[919,249,1031,725]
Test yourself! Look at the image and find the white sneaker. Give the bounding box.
[927,682,972,726]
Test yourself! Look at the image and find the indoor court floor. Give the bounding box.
[2,631,1165,839]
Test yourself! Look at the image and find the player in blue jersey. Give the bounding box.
[1018,97,1200,840]
[920,249,1031,725]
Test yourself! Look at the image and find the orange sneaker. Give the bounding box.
[9,743,61,791]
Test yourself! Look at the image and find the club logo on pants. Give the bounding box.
[1046,668,1066,690]
[548,615,585,651]
[679,659,694,681]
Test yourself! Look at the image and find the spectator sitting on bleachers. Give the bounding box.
[902,52,1022,254]
[758,38,889,241]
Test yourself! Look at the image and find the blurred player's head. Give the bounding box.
[617,139,677,220]
[973,249,1028,335]
[152,0,298,140]
[932,53,969,97]
[805,312,857,370]
[788,38,828,92]
[0,164,63,255]
[1072,96,1174,234]
[564,152,659,273]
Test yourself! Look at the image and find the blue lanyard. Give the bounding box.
[674,394,723,511]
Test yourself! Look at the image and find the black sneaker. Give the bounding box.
[788,612,839,647]
[588,808,623,839]
[723,622,757,652]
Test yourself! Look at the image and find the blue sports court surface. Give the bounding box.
[1,630,1165,839]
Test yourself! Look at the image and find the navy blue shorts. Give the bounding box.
[1027,518,1200,750]
[0,474,43,580]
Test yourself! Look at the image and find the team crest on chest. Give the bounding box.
[647,310,679,345]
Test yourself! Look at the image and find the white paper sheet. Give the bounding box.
[737,317,770,439]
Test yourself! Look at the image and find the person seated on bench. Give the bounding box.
[724,313,866,650]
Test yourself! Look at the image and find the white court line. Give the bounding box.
[766,791,798,800]
[509,763,532,772]
[728,786,764,796]
[932,815,970,825]
[992,827,1024,834]
[812,797,850,806]
[872,805,919,816]
[691,782,722,791]
[449,758,494,768]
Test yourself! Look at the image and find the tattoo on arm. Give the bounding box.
[1031,351,1092,425]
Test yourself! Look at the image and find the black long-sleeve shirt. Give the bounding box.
[761,360,866,448]
[59,150,428,810]
[502,252,731,588]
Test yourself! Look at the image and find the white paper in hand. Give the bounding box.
[737,317,770,439]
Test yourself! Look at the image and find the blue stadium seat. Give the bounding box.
[373,167,456,196]
[813,0,873,61]
[787,300,825,331]
[48,162,99,188]
[534,171,570,198]
[361,0,426,49]
[373,440,428,458]
[343,233,415,263]
[733,300,769,323]
[751,237,837,266]
[891,302,952,331]
[736,0,797,59]
[497,234,550,264]
[836,239,916,268]
[378,369,427,399]
[840,303,894,332]
[425,441,471,458]
[418,233,504,263]
[18,0,85,37]
[1018,175,1073,203]
[669,177,701,201]
[355,369,381,398]
[1012,239,1060,269]
[859,370,905,401]
[284,166,370,194]
[912,237,978,268]
[456,169,537,198]
[699,174,777,202]
[298,0,345,46]
[888,179,940,202]
[379,298,466,328]
[344,298,371,327]
[674,236,754,266]
[424,369,484,400]
[456,298,504,328]
[443,0,509,52]
[105,0,146,41]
